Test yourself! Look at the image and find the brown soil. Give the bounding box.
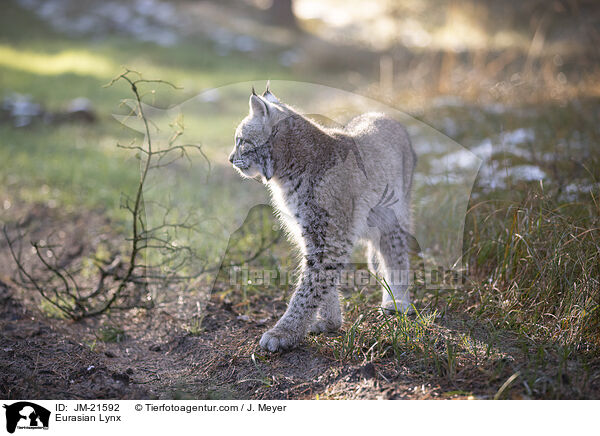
[2,203,597,400]
[0,202,446,400]
[0,276,442,400]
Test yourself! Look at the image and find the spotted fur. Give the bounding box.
[229,87,416,352]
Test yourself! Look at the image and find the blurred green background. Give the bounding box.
[1,0,598,215]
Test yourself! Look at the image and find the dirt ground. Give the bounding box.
[0,202,456,400]
[1,202,598,400]
[0,281,444,400]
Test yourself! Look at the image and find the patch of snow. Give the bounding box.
[502,128,535,145]
[16,0,185,46]
[505,165,546,181]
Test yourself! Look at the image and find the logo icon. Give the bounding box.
[3,402,50,434]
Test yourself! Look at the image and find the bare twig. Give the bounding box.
[4,68,279,320]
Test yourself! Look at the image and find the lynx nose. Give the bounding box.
[228,151,235,163]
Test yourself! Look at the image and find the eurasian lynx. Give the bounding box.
[229,86,416,352]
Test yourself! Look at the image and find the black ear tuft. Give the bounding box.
[262,82,280,104]
[251,85,257,96]
[263,80,271,96]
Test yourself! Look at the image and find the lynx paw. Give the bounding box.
[308,318,342,335]
[259,327,302,352]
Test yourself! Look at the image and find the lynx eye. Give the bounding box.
[239,139,256,153]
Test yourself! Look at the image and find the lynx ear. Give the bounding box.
[250,94,269,117]
[262,81,280,104]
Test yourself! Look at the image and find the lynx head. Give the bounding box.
[229,85,287,182]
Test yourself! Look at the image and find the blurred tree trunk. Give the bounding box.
[267,0,298,29]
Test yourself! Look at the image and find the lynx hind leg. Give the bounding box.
[308,289,342,334]
[366,242,380,276]
[369,230,413,314]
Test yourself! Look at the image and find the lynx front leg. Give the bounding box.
[260,242,349,350]
[308,273,342,335]
[260,262,328,351]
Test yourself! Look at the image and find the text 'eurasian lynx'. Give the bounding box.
[229,86,416,352]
